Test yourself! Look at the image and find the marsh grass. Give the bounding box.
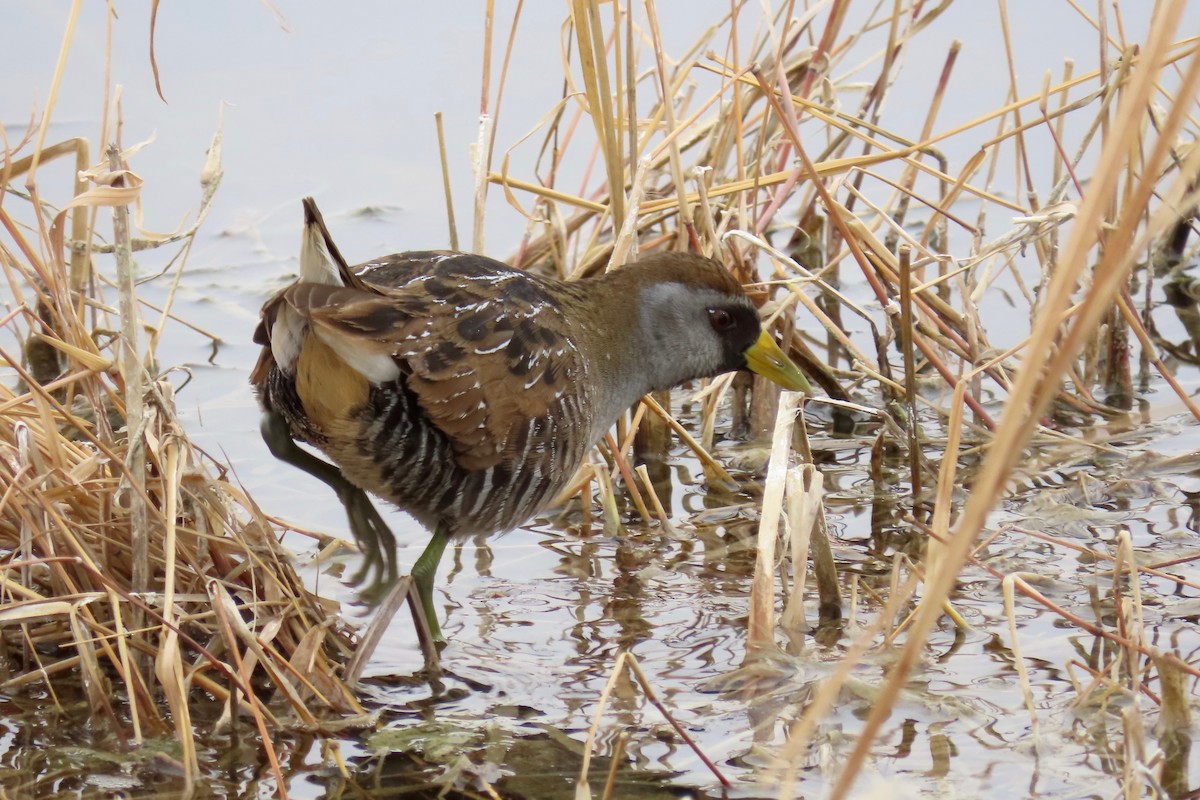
[3,1,1200,798]
[468,1,1200,797]
[0,7,364,797]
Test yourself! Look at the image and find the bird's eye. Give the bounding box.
[708,308,735,333]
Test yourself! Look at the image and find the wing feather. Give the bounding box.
[280,255,584,470]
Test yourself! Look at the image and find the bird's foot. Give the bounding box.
[340,487,398,592]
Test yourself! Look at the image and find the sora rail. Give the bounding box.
[251,198,810,639]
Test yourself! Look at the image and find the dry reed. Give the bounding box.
[475,1,1200,797]
[5,1,1200,797]
[0,10,364,797]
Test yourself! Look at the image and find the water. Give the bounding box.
[3,2,1200,798]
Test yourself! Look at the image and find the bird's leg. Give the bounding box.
[262,411,448,658]
[259,411,398,593]
[409,523,451,643]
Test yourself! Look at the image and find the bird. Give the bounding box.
[250,198,811,643]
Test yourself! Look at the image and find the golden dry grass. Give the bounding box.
[3,1,1200,798]
[0,16,366,797]
[459,2,1200,797]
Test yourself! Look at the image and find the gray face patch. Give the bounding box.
[632,282,761,392]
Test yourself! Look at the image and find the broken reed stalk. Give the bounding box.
[747,391,803,650]
[1155,652,1192,797]
[1001,574,1040,738]
[779,464,827,631]
[472,114,494,254]
[578,650,730,796]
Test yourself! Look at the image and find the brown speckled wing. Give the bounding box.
[292,254,585,471]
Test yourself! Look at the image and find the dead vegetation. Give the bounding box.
[460,2,1200,798]
[2,1,1200,798]
[0,18,366,799]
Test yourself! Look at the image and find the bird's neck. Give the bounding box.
[568,267,681,427]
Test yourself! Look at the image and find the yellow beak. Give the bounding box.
[744,331,812,393]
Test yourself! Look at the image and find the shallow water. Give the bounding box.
[4,2,1200,798]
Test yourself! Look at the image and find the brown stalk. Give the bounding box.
[996,0,1037,201]
[828,7,1195,796]
[897,246,923,507]
[435,112,459,250]
[212,586,289,799]
[643,0,693,237]
[26,1,81,191]
[603,431,652,524]
[755,67,1005,429]
[640,393,738,491]
[570,0,625,225]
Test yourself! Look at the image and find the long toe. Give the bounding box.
[342,488,396,590]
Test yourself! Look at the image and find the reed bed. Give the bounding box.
[461,1,1200,797]
[3,1,1200,798]
[0,21,363,798]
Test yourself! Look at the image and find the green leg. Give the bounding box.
[260,411,398,593]
[410,524,451,643]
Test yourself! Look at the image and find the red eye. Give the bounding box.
[708,308,735,333]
